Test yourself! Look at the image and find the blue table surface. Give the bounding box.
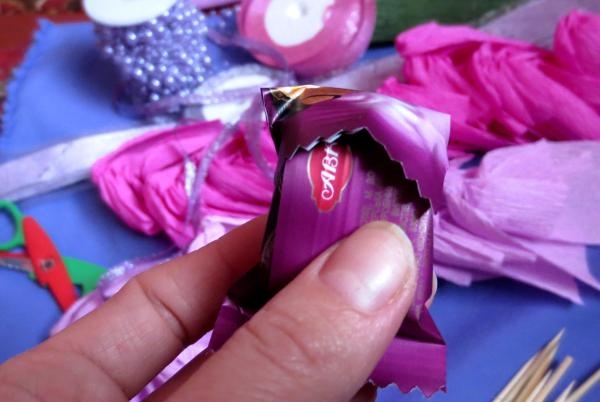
[1,21,599,402]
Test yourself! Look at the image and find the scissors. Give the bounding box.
[0,200,105,310]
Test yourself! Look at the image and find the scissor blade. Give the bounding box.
[0,252,34,273]
[23,217,78,311]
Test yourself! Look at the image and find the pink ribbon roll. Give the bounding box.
[239,0,376,77]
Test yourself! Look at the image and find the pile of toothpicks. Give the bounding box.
[493,330,600,402]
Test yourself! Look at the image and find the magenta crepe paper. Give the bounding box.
[379,10,600,154]
[547,10,600,112]
[91,120,275,247]
[553,10,600,77]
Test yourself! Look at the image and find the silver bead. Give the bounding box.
[126,32,137,45]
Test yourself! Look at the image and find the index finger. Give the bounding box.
[0,216,266,401]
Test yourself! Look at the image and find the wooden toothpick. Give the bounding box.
[514,335,562,402]
[493,353,537,401]
[565,368,600,402]
[532,356,574,402]
[554,381,576,402]
[493,329,564,402]
[526,370,553,402]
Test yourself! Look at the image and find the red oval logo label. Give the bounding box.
[307,142,353,212]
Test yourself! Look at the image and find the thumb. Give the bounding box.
[163,221,417,402]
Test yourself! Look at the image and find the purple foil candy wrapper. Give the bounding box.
[210,86,450,396]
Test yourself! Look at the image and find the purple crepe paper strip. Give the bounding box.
[435,140,600,303]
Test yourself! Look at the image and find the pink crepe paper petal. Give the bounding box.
[547,10,600,112]
[92,121,223,242]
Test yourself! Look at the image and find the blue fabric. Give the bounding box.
[1,21,600,402]
[1,20,139,162]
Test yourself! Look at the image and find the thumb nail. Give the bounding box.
[319,221,415,312]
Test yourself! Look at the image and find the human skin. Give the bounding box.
[0,218,417,402]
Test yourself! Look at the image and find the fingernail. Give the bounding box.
[319,222,415,312]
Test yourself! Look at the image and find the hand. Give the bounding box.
[0,218,417,402]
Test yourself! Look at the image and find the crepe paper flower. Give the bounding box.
[92,120,276,248]
[380,11,600,154]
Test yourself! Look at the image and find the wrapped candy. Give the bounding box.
[210,86,450,395]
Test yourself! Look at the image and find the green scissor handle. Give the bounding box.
[0,200,25,251]
[62,257,106,295]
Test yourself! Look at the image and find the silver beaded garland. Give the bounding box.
[95,0,212,106]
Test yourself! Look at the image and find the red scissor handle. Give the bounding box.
[23,217,77,311]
